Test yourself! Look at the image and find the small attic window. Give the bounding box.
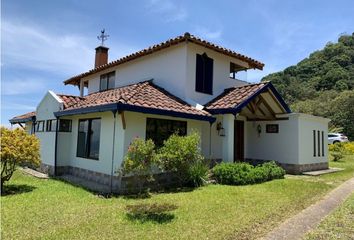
[100,71,115,91]
[230,62,246,79]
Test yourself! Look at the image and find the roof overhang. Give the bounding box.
[207,82,291,116]
[9,116,36,124]
[54,103,216,123]
[64,33,264,86]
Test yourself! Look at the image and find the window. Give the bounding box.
[146,118,187,147]
[195,53,213,94]
[266,124,279,133]
[317,130,321,157]
[59,119,72,132]
[321,131,324,157]
[99,71,115,91]
[313,130,316,157]
[230,62,246,79]
[77,119,101,159]
[36,121,45,132]
[46,119,57,132]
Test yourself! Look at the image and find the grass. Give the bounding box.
[1,155,353,240]
[304,193,354,240]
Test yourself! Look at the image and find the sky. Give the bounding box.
[1,0,354,126]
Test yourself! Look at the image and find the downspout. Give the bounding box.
[54,116,59,176]
[209,122,212,158]
[110,109,117,193]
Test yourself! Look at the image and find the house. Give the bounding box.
[10,32,329,192]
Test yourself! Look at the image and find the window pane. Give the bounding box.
[100,75,108,91]
[108,72,115,89]
[59,119,72,132]
[89,119,101,159]
[50,120,57,131]
[146,118,187,147]
[77,120,88,157]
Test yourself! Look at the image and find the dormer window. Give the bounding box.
[230,62,247,79]
[195,53,213,94]
[99,71,115,91]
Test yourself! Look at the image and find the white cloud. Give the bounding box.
[1,21,139,72]
[193,26,222,41]
[1,21,93,75]
[146,0,187,22]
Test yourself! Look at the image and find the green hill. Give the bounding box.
[262,33,354,139]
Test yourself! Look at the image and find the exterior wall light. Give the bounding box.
[257,124,262,137]
[216,122,225,136]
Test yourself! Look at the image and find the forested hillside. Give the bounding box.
[262,33,354,139]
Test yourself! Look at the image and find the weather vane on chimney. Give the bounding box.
[97,29,109,46]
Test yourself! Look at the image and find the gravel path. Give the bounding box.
[262,177,354,240]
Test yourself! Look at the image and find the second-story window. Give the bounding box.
[195,53,213,94]
[230,62,246,79]
[100,71,115,91]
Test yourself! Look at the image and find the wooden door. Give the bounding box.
[234,120,244,162]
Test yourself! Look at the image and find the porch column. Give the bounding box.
[222,114,234,162]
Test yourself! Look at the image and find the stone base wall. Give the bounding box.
[39,163,55,176]
[281,162,329,175]
[244,158,329,174]
[38,163,179,194]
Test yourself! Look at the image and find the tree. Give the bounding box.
[1,127,40,192]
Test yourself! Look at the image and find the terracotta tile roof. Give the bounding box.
[56,94,84,109]
[9,111,36,123]
[64,32,264,86]
[60,80,213,120]
[205,82,268,112]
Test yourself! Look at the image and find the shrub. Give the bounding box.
[186,161,209,187]
[258,161,286,180]
[121,138,157,193]
[329,142,346,161]
[157,132,204,184]
[0,127,40,192]
[212,161,285,185]
[343,142,354,154]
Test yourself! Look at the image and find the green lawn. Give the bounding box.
[304,193,354,240]
[1,155,354,240]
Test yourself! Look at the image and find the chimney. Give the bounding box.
[95,46,109,68]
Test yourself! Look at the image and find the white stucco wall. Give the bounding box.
[55,111,211,175]
[85,42,250,107]
[123,112,210,158]
[86,44,188,101]
[185,43,249,105]
[245,116,299,164]
[56,112,121,175]
[24,122,33,135]
[298,114,329,164]
[245,113,329,165]
[35,91,64,166]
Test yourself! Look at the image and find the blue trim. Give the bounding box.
[9,116,36,124]
[207,82,291,115]
[54,103,216,123]
[267,82,291,113]
[54,103,117,117]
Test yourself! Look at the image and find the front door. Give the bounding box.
[234,120,244,162]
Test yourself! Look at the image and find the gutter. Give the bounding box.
[54,103,216,123]
[54,116,59,176]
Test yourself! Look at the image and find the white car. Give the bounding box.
[328,133,349,144]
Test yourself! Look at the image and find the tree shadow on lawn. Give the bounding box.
[125,203,178,224]
[1,184,36,196]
